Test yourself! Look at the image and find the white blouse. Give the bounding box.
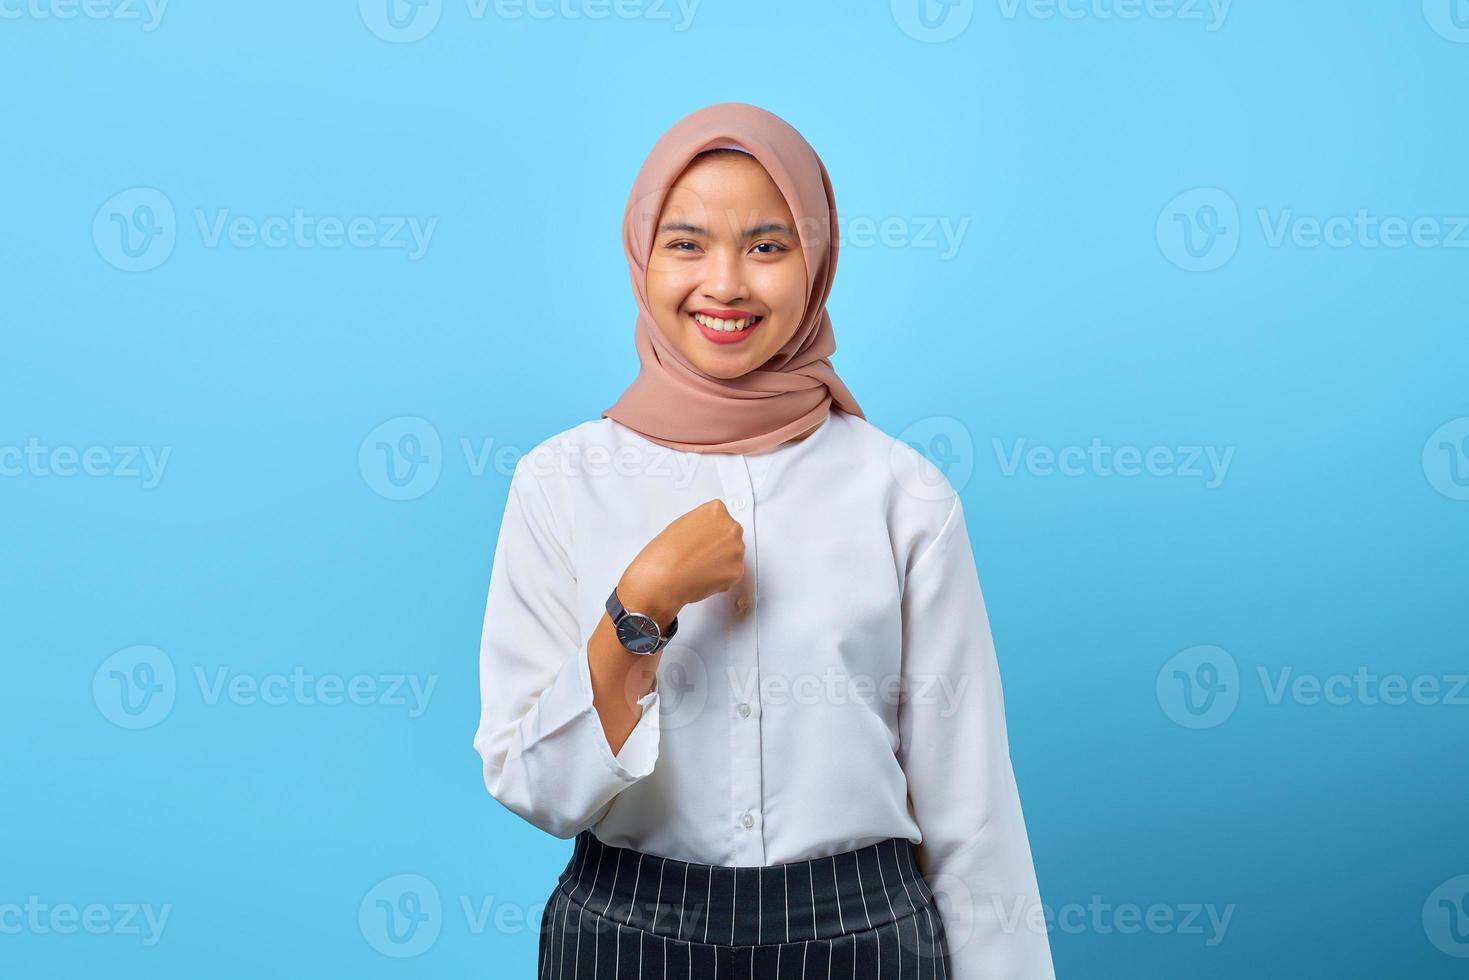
[473,407,1055,979]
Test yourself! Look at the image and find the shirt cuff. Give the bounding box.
[571,641,660,781]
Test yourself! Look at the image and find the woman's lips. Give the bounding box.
[690,312,763,345]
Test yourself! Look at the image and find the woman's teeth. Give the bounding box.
[692,312,761,332]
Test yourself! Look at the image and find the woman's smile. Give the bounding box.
[690,308,765,344]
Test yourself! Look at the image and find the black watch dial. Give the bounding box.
[615,612,662,654]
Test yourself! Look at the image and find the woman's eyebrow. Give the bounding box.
[743,221,796,238]
[658,220,797,238]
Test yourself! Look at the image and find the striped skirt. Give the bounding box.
[538,829,952,979]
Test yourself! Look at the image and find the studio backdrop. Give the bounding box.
[3,3,1467,978]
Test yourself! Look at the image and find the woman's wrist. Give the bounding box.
[616,570,682,634]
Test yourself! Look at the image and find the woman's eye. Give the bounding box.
[752,242,787,254]
[667,240,700,252]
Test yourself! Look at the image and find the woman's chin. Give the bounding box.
[661,316,789,377]
[687,352,760,380]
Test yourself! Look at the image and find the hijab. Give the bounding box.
[601,102,865,455]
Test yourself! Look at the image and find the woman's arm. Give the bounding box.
[897,491,1056,980]
[587,576,679,756]
[472,455,742,839]
[472,457,671,838]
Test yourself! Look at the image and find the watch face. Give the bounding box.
[615,613,661,654]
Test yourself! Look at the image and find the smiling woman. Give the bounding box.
[474,102,1055,980]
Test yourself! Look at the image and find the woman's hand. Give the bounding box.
[584,499,745,756]
[618,498,747,626]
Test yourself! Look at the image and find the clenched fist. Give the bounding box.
[618,498,747,626]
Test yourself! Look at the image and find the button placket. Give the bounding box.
[715,453,764,863]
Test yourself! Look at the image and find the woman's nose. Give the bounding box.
[701,248,747,302]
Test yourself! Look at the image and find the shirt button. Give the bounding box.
[737,702,751,718]
[733,495,748,511]
[741,812,755,829]
[735,595,749,612]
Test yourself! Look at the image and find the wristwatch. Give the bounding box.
[606,587,678,655]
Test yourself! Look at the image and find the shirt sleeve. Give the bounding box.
[897,492,1056,980]
[472,455,661,839]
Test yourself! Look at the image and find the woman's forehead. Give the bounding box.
[660,157,795,228]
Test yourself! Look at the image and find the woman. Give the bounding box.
[474,102,1055,979]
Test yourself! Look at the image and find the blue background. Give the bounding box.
[3,1,1467,976]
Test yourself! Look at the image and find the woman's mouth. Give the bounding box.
[690,311,764,345]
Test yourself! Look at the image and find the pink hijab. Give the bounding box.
[601,102,865,455]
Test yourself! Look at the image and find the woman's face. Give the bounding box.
[645,152,809,379]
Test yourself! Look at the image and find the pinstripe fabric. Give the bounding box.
[538,830,952,979]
